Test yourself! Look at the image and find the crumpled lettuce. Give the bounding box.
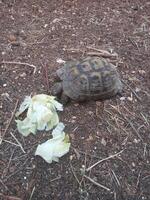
[16,117,37,136]
[16,94,63,136]
[35,123,70,163]
[15,96,32,117]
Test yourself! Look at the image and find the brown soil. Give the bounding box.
[0,0,150,200]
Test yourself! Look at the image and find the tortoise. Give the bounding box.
[51,56,123,104]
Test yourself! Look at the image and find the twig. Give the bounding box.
[143,143,147,158]
[3,139,21,147]
[63,48,86,57]
[72,147,102,159]
[0,179,9,191]
[86,46,118,58]
[125,118,143,141]
[110,105,143,141]
[3,148,15,178]
[86,51,118,58]
[86,149,124,172]
[114,192,117,200]
[111,170,120,187]
[142,175,150,181]
[63,48,84,53]
[4,157,29,181]
[137,124,145,132]
[64,46,118,59]
[50,175,61,182]
[83,175,110,191]
[11,154,27,161]
[0,194,21,200]
[122,105,136,118]
[0,193,21,200]
[10,132,26,153]
[1,99,19,144]
[122,80,142,102]
[136,170,141,188]
[29,186,35,200]
[1,61,37,74]
[41,63,50,92]
[70,162,81,186]
[141,113,149,126]
[141,16,150,23]
[128,37,139,51]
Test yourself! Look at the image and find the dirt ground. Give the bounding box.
[0,0,150,200]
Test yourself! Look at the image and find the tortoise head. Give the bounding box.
[51,82,63,97]
[56,68,65,80]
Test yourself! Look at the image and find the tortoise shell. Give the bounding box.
[55,56,122,101]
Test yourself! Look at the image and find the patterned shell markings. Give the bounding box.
[57,57,122,101]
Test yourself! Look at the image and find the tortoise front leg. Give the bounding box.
[51,82,63,98]
[60,92,70,105]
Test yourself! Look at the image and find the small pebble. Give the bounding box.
[135,87,141,92]
[20,72,26,77]
[56,58,65,64]
[132,162,135,167]
[138,70,145,75]
[133,138,140,143]
[44,24,48,28]
[88,111,93,115]
[101,138,107,146]
[120,96,126,101]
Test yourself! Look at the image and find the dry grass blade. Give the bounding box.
[111,170,120,187]
[63,48,87,57]
[2,139,20,147]
[110,105,143,141]
[41,63,50,92]
[63,48,85,55]
[0,193,22,200]
[122,80,142,102]
[128,37,139,51]
[143,143,147,157]
[136,170,141,188]
[86,51,118,58]
[1,61,37,74]
[70,162,81,186]
[83,175,110,191]
[10,132,26,153]
[4,157,29,181]
[29,186,36,200]
[0,179,9,191]
[2,149,15,178]
[126,118,143,140]
[50,175,61,182]
[86,149,124,172]
[141,113,149,126]
[63,48,83,52]
[1,99,19,144]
